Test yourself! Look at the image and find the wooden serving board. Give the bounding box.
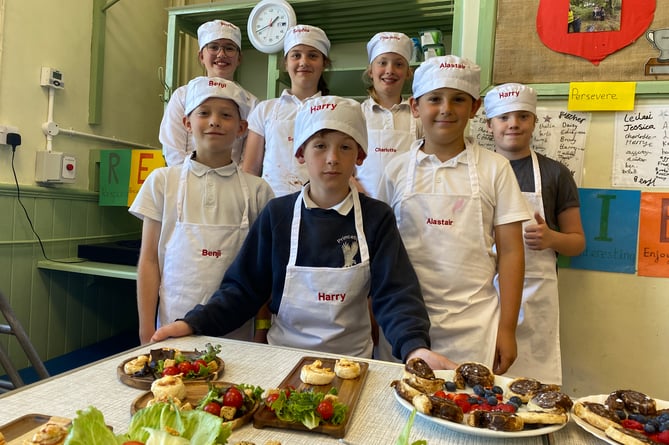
[253,356,369,438]
[0,414,70,444]
[131,381,257,430]
[117,352,224,390]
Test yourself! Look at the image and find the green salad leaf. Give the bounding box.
[62,406,120,445]
[396,409,428,445]
[270,387,347,430]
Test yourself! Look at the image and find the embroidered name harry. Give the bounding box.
[498,90,520,98]
[318,292,346,302]
[310,103,337,113]
[202,249,221,258]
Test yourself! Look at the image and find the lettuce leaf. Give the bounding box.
[126,402,231,444]
[396,409,428,445]
[62,406,122,445]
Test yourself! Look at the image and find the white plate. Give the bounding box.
[572,394,669,445]
[393,370,568,438]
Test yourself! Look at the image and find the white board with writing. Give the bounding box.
[469,107,590,186]
[613,105,669,188]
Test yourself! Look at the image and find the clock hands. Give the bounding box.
[255,16,280,33]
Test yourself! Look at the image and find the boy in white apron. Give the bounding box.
[152,95,457,370]
[377,56,530,374]
[160,20,258,166]
[130,77,274,344]
[484,83,585,383]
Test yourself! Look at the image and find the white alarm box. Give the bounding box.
[35,151,76,184]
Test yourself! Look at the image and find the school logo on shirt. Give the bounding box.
[338,235,359,267]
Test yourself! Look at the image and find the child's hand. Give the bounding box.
[150,320,194,342]
[405,348,458,370]
[492,329,517,374]
[523,212,553,251]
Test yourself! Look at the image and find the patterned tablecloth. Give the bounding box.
[0,336,603,445]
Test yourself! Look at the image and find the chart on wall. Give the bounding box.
[469,107,590,186]
[613,105,669,188]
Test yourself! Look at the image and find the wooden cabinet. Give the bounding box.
[164,0,454,100]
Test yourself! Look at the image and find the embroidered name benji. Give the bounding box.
[318,292,346,302]
[426,218,453,225]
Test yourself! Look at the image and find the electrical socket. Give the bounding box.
[0,125,20,146]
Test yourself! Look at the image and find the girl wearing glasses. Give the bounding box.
[160,20,258,166]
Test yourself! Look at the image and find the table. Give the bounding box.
[0,336,601,445]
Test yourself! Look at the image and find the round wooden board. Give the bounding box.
[117,353,224,390]
[130,381,258,430]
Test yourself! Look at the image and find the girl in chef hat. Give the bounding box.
[356,32,421,199]
[243,24,332,198]
[377,55,530,374]
[357,32,423,363]
[160,19,258,167]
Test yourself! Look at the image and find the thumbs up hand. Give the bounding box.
[524,211,552,250]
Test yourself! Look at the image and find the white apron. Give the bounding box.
[261,99,309,197]
[357,108,417,198]
[160,160,253,340]
[397,144,499,366]
[267,185,374,357]
[504,151,562,383]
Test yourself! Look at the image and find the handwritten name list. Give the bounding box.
[469,107,590,186]
[613,106,669,188]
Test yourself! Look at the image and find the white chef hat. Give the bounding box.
[197,20,242,51]
[366,32,413,63]
[293,96,368,158]
[412,55,481,99]
[184,76,252,119]
[484,83,537,119]
[284,24,331,56]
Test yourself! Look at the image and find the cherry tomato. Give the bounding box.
[203,401,222,417]
[316,400,334,421]
[177,361,193,375]
[161,366,179,376]
[223,387,244,409]
[265,393,279,410]
[283,384,296,398]
[193,359,208,373]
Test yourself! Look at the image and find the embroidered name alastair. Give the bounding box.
[426,217,453,225]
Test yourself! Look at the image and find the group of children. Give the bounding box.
[131,19,585,383]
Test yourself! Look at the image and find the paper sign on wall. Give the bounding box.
[99,149,165,206]
[569,188,640,273]
[638,192,669,277]
[469,106,590,186]
[613,105,669,188]
[568,82,636,111]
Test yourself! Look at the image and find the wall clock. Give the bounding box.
[247,0,297,54]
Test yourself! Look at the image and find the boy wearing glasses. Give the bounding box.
[160,20,258,166]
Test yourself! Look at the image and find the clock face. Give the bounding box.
[247,0,296,54]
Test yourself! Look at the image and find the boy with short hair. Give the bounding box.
[484,82,585,383]
[130,76,274,344]
[153,95,456,369]
[378,56,530,374]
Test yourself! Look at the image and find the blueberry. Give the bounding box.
[659,421,669,432]
[484,389,495,398]
[473,384,485,396]
[658,413,669,423]
[630,414,647,424]
[644,423,657,434]
[615,409,626,420]
[509,396,523,406]
[445,381,457,392]
[492,385,503,394]
[468,396,479,404]
[486,395,498,406]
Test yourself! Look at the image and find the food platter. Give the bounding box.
[131,381,259,430]
[117,350,224,390]
[572,394,669,445]
[393,370,568,438]
[253,356,369,438]
[0,414,70,444]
